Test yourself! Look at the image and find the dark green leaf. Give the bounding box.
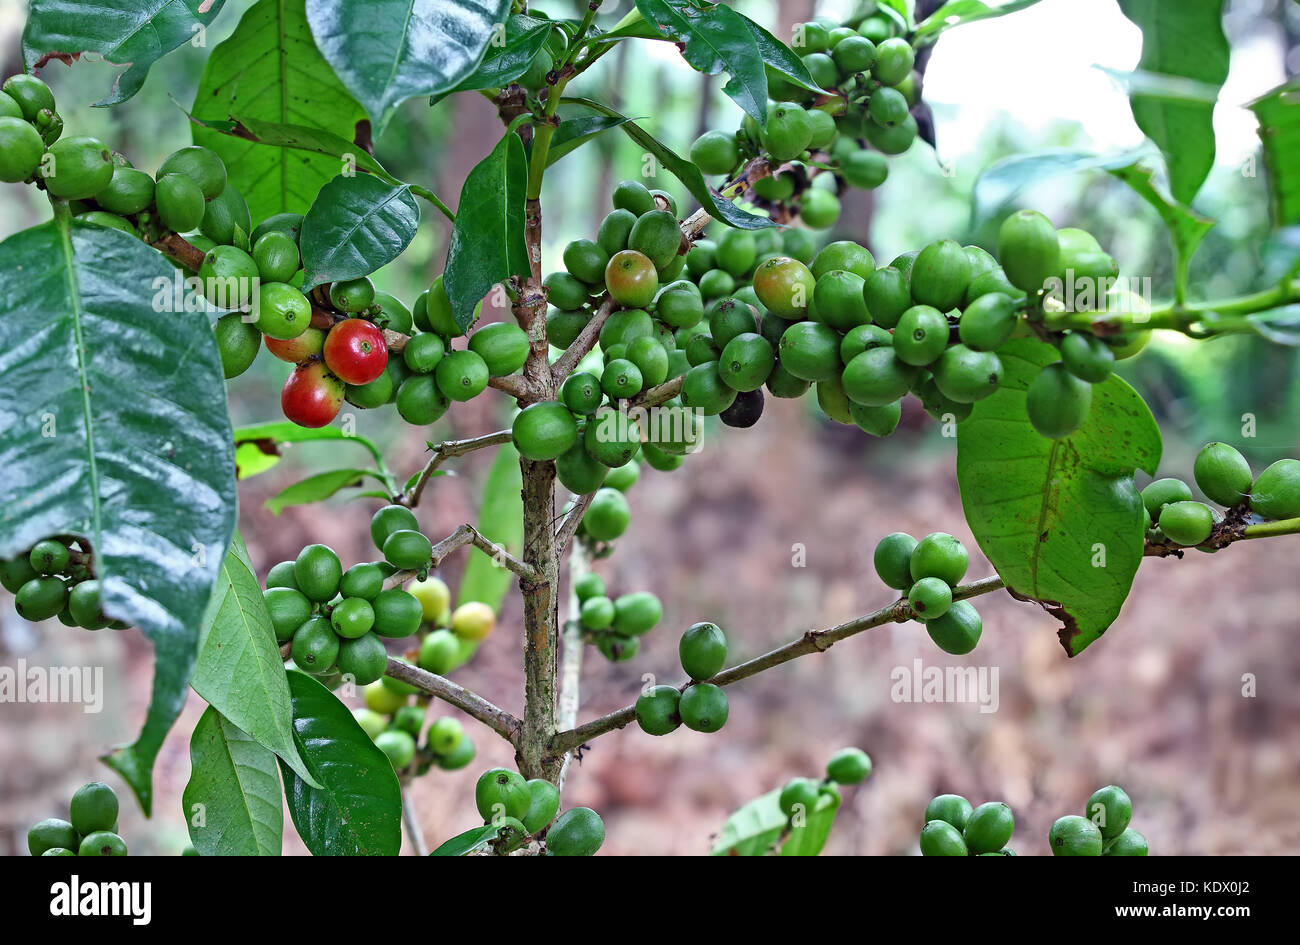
[183,707,283,856]
[711,789,785,855]
[233,421,384,479]
[266,467,377,513]
[192,535,316,787]
[458,443,523,610]
[444,131,530,328]
[565,98,776,230]
[1249,78,1300,228]
[957,339,1162,657]
[914,0,1045,41]
[299,174,420,290]
[781,792,839,856]
[434,14,553,103]
[739,14,825,97]
[0,220,237,814]
[545,114,635,168]
[190,0,368,222]
[281,670,403,855]
[1117,0,1228,205]
[430,824,499,855]
[190,115,393,188]
[305,0,512,130]
[635,0,768,121]
[23,0,228,106]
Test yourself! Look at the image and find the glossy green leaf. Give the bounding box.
[1117,0,1228,206]
[1249,78,1300,228]
[305,0,512,130]
[565,98,776,230]
[266,467,380,513]
[192,534,316,787]
[545,114,634,168]
[22,0,228,106]
[191,0,368,222]
[1109,160,1216,297]
[281,670,403,855]
[914,0,1045,41]
[458,443,523,611]
[957,339,1163,657]
[190,115,393,186]
[183,706,284,856]
[711,789,785,855]
[740,15,825,98]
[635,0,767,122]
[781,792,840,856]
[433,14,553,103]
[233,421,384,479]
[430,823,499,855]
[0,219,236,814]
[444,131,530,328]
[299,174,420,290]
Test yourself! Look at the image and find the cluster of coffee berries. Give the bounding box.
[634,622,731,736]
[1049,784,1148,856]
[472,768,604,856]
[920,784,1148,856]
[265,508,438,684]
[27,781,125,856]
[355,680,475,774]
[920,794,1016,856]
[689,13,919,228]
[1143,443,1300,547]
[874,532,981,655]
[572,571,662,663]
[0,539,128,630]
[567,462,638,535]
[778,747,873,822]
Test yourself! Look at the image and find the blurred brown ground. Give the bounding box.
[3,390,1298,856]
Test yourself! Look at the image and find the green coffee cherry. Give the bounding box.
[1103,827,1149,856]
[909,533,968,586]
[546,807,605,856]
[925,600,982,655]
[1157,500,1214,546]
[1049,814,1104,856]
[679,622,727,680]
[908,577,952,621]
[1140,477,1194,519]
[874,532,918,590]
[1085,785,1133,841]
[997,209,1060,294]
[1026,362,1091,440]
[79,830,127,857]
[963,801,1014,854]
[679,682,729,732]
[476,767,531,822]
[924,793,973,832]
[1192,442,1253,507]
[779,777,821,818]
[70,781,119,836]
[635,684,682,736]
[919,819,967,856]
[295,544,342,602]
[1059,331,1115,383]
[28,818,78,857]
[375,729,416,769]
[825,747,872,784]
[1248,458,1300,520]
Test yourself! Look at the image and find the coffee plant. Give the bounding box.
[1,0,1297,857]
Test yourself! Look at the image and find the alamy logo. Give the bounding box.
[0,659,102,712]
[890,658,999,713]
[49,876,151,925]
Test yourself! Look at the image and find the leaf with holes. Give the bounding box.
[183,707,283,856]
[299,174,419,290]
[191,0,369,222]
[444,130,530,328]
[192,534,316,787]
[22,0,229,106]
[0,219,237,814]
[956,339,1162,657]
[306,0,512,131]
[281,670,402,855]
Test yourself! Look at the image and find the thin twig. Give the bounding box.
[555,492,596,553]
[550,295,615,385]
[489,373,538,402]
[556,541,591,790]
[401,430,513,507]
[630,375,684,409]
[401,786,429,856]
[382,524,540,587]
[548,575,1007,754]
[385,656,521,744]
